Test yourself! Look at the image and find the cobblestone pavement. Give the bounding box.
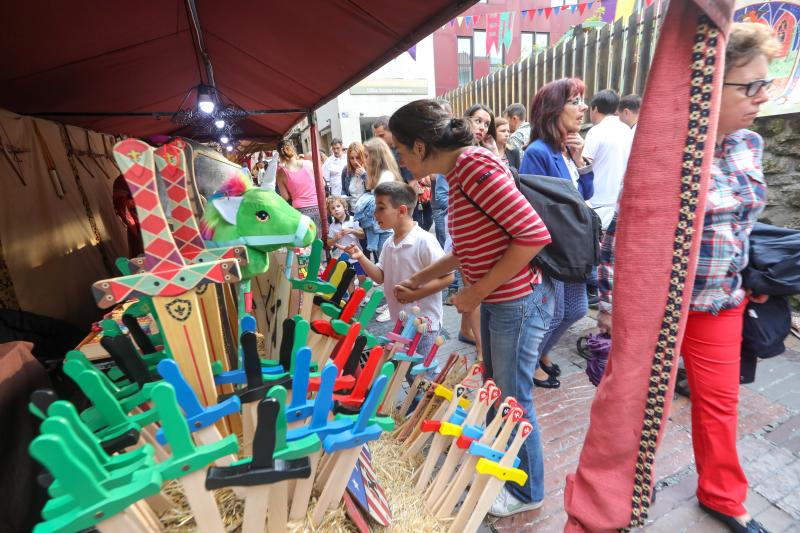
[367,295,800,532]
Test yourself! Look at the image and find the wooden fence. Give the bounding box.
[443,1,667,118]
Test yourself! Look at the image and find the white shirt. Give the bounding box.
[322,154,347,196]
[328,215,361,261]
[377,223,445,329]
[378,169,396,185]
[583,115,634,223]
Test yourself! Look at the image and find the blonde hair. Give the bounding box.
[364,137,401,190]
[276,139,297,163]
[346,142,366,175]
[326,195,348,212]
[726,23,782,74]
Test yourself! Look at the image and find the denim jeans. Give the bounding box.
[539,279,589,356]
[433,207,447,248]
[480,278,555,503]
[374,231,392,261]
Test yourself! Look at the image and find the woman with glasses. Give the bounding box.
[590,23,779,533]
[520,78,594,390]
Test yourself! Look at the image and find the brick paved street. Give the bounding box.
[369,297,800,532]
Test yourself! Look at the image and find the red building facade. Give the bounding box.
[433,0,610,95]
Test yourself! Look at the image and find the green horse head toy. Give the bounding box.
[201,154,316,279]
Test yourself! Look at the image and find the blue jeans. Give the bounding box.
[433,207,447,248]
[480,278,554,503]
[539,280,589,356]
[374,231,392,261]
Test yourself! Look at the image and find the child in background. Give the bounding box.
[326,196,366,287]
[339,182,452,357]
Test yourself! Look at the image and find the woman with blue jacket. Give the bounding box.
[520,78,594,389]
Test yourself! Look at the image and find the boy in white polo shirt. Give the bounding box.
[339,181,452,357]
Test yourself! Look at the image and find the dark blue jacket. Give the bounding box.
[520,139,594,200]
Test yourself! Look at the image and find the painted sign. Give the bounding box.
[735,1,800,116]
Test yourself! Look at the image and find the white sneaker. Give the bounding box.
[488,486,543,518]
[376,309,391,322]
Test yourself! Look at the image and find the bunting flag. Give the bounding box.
[500,11,515,51]
[407,44,417,61]
[486,12,501,55]
[440,0,620,34]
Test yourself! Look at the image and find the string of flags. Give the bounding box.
[446,1,602,55]
[449,1,598,31]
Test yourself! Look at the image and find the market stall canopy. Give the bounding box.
[0,0,475,142]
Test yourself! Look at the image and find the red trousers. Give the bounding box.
[682,300,748,516]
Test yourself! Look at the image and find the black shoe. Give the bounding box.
[541,361,561,377]
[699,502,770,533]
[587,287,599,309]
[534,374,560,389]
[675,368,690,398]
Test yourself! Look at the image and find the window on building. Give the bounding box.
[550,0,578,6]
[521,31,550,57]
[473,29,504,70]
[473,30,487,57]
[457,36,473,85]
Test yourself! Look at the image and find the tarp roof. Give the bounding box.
[0,1,475,143]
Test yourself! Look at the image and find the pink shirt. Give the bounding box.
[282,162,318,209]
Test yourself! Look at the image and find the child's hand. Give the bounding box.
[394,284,417,304]
[337,242,362,261]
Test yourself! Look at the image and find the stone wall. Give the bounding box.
[752,113,800,229]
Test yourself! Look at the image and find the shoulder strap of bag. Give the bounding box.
[456,183,512,238]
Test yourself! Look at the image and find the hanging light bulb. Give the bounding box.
[226,145,234,152]
[220,134,230,144]
[214,119,225,129]
[197,85,216,114]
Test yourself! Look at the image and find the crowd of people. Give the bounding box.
[261,20,780,533]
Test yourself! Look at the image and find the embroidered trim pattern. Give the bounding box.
[627,15,719,529]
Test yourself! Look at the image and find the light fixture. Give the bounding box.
[220,134,230,144]
[197,85,216,114]
[214,119,225,129]
[226,145,234,152]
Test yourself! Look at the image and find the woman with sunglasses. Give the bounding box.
[586,23,779,533]
[520,78,594,390]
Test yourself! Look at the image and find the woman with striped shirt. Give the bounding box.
[390,99,554,517]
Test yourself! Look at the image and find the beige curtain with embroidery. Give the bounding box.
[0,108,128,327]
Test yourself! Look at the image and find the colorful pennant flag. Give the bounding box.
[456,16,465,27]
[579,3,587,15]
[544,7,552,18]
[554,6,561,15]
[570,5,578,13]
[407,44,417,61]
[537,8,544,16]
[486,12,501,55]
[465,15,473,26]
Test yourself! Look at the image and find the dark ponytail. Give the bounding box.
[389,99,474,158]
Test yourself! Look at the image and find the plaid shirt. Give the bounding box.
[599,129,767,315]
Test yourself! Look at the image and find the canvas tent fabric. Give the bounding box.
[0,108,128,328]
[0,0,477,142]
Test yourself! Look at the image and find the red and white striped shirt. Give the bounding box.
[447,147,551,304]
